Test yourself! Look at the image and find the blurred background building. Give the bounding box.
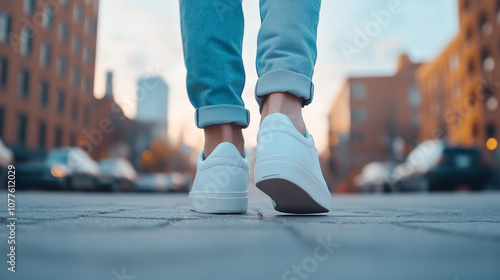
[0,0,99,161]
[0,0,498,193]
[326,54,421,192]
[136,76,169,126]
[418,0,499,162]
[0,0,195,193]
[324,0,500,192]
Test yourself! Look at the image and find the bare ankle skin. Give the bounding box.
[260,92,306,135]
[203,124,244,157]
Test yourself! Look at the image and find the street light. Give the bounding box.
[142,150,153,161]
[486,138,498,151]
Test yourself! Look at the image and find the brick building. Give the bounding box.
[0,0,99,160]
[326,54,422,192]
[417,0,500,161]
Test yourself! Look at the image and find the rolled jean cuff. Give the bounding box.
[255,69,314,111]
[195,104,250,128]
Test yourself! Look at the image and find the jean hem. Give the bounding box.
[195,105,250,128]
[255,69,314,112]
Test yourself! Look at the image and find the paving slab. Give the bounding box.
[0,189,499,280]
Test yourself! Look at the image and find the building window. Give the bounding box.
[486,96,498,112]
[72,35,82,55]
[42,5,55,30]
[83,47,93,64]
[39,81,49,108]
[0,57,7,90]
[0,10,12,43]
[467,59,475,77]
[82,76,91,94]
[71,99,78,120]
[20,26,33,57]
[408,82,420,109]
[497,0,500,23]
[471,121,479,138]
[350,132,365,144]
[486,123,497,138]
[71,66,80,87]
[351,108,366,123]
[74,4,83,23]
[465,26,473,42]
[55,127,63,147]
[18,70,30,99]
[38,122,46,149]
[410,114,419,126]
[351,82,366,100]
[478,11,492,36]
[58,21,69,44]
[57,55,67,77]
[481,48,495,72]
[57,91,65,113]
[70,133,77,146]
[0,106,4,139]
[84,105,90,124]
[23,0,36,15]
[85,18,95,35]
[60,0,71,10]
[463,0,470,10]
[17,114,27,147]
[39,42,52,68]
[483,83,494,101]
[468,92,477,108]
[449,54,459,71]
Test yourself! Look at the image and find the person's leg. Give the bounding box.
[179,0,248,157]
[254,0,331,214]
[180,0,249,214]
[256,0,320,134]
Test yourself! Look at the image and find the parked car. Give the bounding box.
[391,140,491,192]
[17,148,100,191]
[355,161,395,193]
[136,172,189,192]
[98,158,137,192]
[0,139,14,189]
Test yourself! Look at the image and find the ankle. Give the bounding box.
[203,124,244,157]
[261,92,306,135]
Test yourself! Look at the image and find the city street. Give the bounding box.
[1,188,499,280]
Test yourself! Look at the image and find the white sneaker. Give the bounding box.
[254,113,332,214]
[189,142,249,214]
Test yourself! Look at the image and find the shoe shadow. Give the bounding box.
[273,214,329,217]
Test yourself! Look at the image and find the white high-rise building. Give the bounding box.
[136,76,169,125]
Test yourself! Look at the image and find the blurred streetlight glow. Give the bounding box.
[486,138,498,151]
[142,150,153,161]
[50,166,67,178]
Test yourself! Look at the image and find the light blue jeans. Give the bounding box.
[179,0,320,128]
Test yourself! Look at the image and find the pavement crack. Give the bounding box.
[392,223,500,242]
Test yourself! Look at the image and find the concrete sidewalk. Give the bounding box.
[1,189,500,280]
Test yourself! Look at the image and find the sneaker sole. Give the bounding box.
[256,178,328,214]
[189,193,248,214]
[254,156,331,214]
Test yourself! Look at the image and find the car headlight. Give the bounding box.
[51,166,67,178]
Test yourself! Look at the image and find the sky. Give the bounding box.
[93,0,459,154]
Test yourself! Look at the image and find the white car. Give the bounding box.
[0,139,13,189]
[17,148,100,191]
[98,158,138,192]
[355,161,395,193]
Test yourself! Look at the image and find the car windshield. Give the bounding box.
[406,140,443,169]
[99,160,117,171]
[46,150,69,164]
[443,148,480,159]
